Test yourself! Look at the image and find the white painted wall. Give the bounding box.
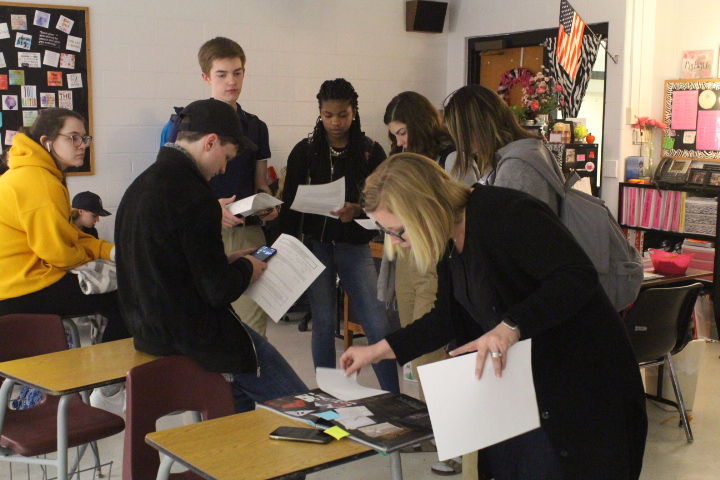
[13,0,449,240]
[446,0,637,216]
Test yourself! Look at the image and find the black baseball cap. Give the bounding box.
[72,191,111,216]
[177,99,257,152]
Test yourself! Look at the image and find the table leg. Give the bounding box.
[156,454,175,480]
[57,394,72,480]
[389,451,403,480]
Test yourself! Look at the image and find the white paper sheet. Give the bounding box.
[354,218,379,230]
[290,177,345,218]
[316,367,388,400]
[417,340,539,461]
[243,234,324,322]
[226,192,282,217]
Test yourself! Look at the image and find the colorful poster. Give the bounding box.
[0,75,7,90]
[38,31,61,48]
[47,71,62,87]
[67,73,82,89]
[21,85,37,108]
[58,90,72,109]
[0,23,9,39]
[681,50,715,79]
[66,35,82,52]
[43,50,60,68]
[56,15,74,34]
[33,10,51,28]
[5,130,18,146]
[15,32,32,50]
[11,15,27,30]
[40,92,56,108]
[9,70,25,86]
[18,52,41,68]
[696,110,720,151]
[671,90,699,130]
[3,95,19,111]
[23,110,38,127]
[59,53,75,69]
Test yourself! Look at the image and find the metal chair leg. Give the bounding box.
[665,354,694,443]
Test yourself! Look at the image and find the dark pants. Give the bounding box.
[482,428,565,480]
[0,273,130,342]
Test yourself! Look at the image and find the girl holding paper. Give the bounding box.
[341,154,647,480]
[277,78,399,393]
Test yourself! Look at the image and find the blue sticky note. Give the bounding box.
[315,411,341,421]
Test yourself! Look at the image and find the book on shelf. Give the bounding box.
[622,227,645,253]
[259,388,433,453]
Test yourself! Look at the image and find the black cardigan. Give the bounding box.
[115,146,258,374]
[386,185,647,480]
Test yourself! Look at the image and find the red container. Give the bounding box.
[648,249,694,275]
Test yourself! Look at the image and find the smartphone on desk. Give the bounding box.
[251,246,277,262]
[269,426,333,444]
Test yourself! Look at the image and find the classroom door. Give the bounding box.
[478,46,544,109]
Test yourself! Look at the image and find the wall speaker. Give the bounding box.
[406,1,448,33]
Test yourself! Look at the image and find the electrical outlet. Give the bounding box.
[632,129,645,145]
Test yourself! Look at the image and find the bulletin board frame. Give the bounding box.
[662,78,720,162]
[0,2,93,175]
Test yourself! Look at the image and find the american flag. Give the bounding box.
[557,0,586,78]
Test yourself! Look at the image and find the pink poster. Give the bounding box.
[671,90,698,130]
[696,110,720,151]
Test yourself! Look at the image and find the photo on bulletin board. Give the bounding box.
[662,79,720,162]
[0,2,93,175]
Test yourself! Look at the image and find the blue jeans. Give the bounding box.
[231,326,308,413]
[306,240,400,394]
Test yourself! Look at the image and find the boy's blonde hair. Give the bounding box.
[363,153,470,272]
[197,37,246,75]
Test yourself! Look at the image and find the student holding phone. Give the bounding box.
[341,154,647,480]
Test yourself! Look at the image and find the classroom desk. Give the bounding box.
[641,268,713,289]
[0,338,157,480]
[146,408,376,480]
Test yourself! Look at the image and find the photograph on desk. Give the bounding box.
[260,388,432,452]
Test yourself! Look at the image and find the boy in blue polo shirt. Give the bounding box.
[165,37,274,336]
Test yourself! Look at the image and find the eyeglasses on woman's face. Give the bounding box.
[375,221,406,242]
[57,133,92,148]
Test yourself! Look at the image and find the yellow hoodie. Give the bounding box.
[0,133,114,300]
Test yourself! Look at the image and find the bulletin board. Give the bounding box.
[0,2,93,175]
[662,79,720,162]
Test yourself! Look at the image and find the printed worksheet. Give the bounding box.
[290,177,345,218]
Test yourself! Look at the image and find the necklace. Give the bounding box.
[329,145,345,157]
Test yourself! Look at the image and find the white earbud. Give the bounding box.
[46,142,53,152]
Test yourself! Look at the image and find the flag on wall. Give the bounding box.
[557,0,586,78]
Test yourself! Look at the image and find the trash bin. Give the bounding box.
[644,339,707,411]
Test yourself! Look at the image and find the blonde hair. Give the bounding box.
[363,153,470,272]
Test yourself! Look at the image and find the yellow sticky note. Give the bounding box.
[323,426,349,440]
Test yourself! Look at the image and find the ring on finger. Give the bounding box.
[490,351,502,358]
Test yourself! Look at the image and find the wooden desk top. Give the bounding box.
[641,268,713,288]
[146,408,374,480]
[0,337,157,396]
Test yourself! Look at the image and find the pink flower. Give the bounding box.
[559,99,566,106]
[554,84,563,92]
[536,87,546,94]
[530,100,540,111]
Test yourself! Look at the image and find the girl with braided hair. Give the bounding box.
[277,78,399,393]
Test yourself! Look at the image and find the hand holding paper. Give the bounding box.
[290,177,346,218]
[226,192,282,217]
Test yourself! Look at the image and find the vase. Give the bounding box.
[643,129,655,177]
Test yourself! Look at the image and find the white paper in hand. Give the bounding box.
[226,193,282,217]
[316,367,387,401]
[417,340,539,461]
[290,177,345,218]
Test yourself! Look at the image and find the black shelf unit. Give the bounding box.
[619,181,718,324]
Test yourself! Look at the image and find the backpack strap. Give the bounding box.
[496,143,567,198]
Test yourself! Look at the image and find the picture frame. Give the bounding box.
[688,168,710,185]
[708,171,720,187]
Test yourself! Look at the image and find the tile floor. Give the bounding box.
[3,317,720,480]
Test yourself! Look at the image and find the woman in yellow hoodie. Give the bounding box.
[0,108,129,342]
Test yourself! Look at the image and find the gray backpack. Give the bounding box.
[499,148,644,311]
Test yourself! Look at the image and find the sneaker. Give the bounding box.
[90,385,126,415]
[431,457,462,476]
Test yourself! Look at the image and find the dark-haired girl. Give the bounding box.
[0,108,129,343]
[277,79,399,393]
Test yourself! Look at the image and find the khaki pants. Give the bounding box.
[394,250,446,401]
[222,225,270,337]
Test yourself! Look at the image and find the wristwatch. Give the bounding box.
[501,318,520,332]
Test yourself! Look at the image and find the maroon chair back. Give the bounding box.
[0,314,68,362]
[123,355,235,480]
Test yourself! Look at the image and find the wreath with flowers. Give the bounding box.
[497,67,533,104]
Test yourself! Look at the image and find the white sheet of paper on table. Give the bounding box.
[315,367,387,401]
[290,177,345,218]
[417,339,539,461]
[243,234,324,322]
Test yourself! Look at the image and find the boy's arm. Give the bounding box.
[254,159,271,194]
